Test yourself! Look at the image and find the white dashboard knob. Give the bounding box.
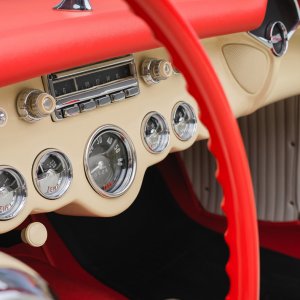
[21,222,48,247]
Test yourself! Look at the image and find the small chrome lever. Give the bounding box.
[54,0,92,11]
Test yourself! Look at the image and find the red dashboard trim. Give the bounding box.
[0,0,267,88]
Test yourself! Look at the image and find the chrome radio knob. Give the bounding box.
[17,89,56,123]
[141,58,173,85]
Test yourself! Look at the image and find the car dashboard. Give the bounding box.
[0,0,300,235]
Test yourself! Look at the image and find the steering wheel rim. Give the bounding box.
[124,1,260,299]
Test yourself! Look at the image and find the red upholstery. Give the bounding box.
[2,215,127,300]
[159,154,300,260]
[0,0,267,88]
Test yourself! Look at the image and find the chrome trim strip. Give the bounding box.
[52,55,134,79]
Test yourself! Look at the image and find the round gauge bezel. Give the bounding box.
[172,101,197,141]
[0,166,27,221]
[141,112,170,154]
[84,125,137,198]
[267,21,288,57]
[32,149,73,200]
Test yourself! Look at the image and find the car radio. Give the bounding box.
[43,55,140,121]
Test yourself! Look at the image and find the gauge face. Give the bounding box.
[172,102,197,141]
[85,126,136,197]
[142,112,170,153]
[33,150,73,200]
[0,167,27,220]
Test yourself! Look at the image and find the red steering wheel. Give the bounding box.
[124,1,260,299]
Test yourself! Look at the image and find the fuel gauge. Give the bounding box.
[172,102,197,141]
[33,149,72,200]
[142,112,170,153]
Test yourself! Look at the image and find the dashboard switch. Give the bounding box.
[125,86,140,98]
[141,58,173,85]
[111,91,126,102]
[21,222,48,247]
[17,89,56,123]
[63,105,80,118]
[95,95,111,106]
[79,100,96,112]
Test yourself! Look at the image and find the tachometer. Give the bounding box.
[84,126,136,197]
[0,167,27,220]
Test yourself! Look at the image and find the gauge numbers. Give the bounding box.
[85,126,136,198]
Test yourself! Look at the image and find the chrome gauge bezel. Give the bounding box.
[141,112,170,154]
[32,149,73,200]
[172,102,197,141]
[0,166,27,221]
[84,125,137,198]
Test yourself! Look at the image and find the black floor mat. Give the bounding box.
[48,166,300,300]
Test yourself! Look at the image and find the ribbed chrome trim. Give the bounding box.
[181,96,300,222]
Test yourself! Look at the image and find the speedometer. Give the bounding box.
[84,126,136,198]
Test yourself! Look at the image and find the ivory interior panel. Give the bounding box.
[1,29,300,233]
[0,49,201,233]
[181,96,300,222]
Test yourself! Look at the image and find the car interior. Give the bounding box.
[0,0,300,299]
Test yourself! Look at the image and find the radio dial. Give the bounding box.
[17,89,56,123]
[141,58,173,85]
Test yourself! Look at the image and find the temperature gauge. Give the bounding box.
[0,167,27,220]
[142,112,170,153]
[172,102,197,141]
[33,150,73,200]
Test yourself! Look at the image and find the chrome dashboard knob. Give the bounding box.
[141,58,173,85]
[17,89,56,123]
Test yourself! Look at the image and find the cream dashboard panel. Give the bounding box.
[0,49,201,233]
[0,31,299,233]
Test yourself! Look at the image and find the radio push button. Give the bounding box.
[62,105,80,118]
[111,91,126,102]
[125,86,139,98]
[79,100,96,112]
[95,95,111,107]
